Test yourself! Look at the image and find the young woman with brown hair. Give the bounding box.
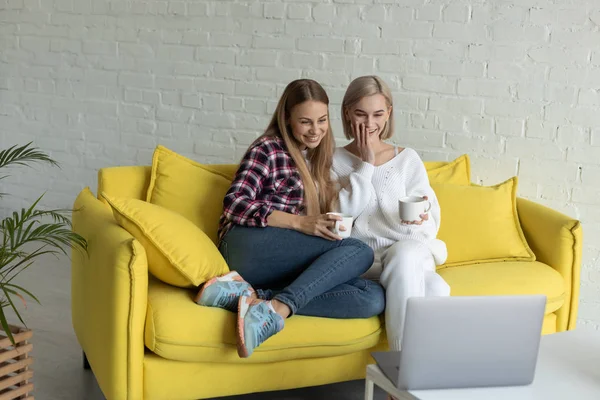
[196,79,385,358]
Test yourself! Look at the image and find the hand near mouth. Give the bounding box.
[353,122,375,165]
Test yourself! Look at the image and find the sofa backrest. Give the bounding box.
[96,159,458,204]
[97,164,240,203]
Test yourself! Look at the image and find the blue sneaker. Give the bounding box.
[236,295,285,358]
[194,271,254,312]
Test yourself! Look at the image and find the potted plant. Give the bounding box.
[0,142,87,397]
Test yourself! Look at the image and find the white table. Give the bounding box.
[365,329,600,400]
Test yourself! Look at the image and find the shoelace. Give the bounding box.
[253,306,279,342]
[257,314,277,341]
[215,284,243,309]
[216,293,235,309]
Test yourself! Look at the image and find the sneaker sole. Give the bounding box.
[193,271,243,304]
[236,296,251,358]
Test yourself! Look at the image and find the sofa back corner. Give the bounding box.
[98,165,152,201]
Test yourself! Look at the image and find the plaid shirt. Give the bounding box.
[218,136,305,242]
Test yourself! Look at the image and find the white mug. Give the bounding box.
[398,196,431,222]
[326,212,353,238]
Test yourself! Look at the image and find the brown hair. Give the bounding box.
[259,79,336,216]
[341,75,395,140]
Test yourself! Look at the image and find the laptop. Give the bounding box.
[372,295,546,391]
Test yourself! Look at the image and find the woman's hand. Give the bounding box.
[401,196,430,225]
[294,214,344,241]
[352,122,375,165]
[401,213,429,225]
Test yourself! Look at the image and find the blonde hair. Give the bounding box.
[259,79,336,216]
[341,75,394,140]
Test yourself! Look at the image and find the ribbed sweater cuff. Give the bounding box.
[389,337,402,351]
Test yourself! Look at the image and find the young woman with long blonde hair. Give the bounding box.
[333,76,450,355]
[195,79,385,358]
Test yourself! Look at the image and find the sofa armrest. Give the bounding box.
[517,198,582,332]
[72,188,148,400]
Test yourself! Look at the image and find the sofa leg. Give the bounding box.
[83,351,91,370]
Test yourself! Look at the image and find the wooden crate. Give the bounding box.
[0,326,33,400]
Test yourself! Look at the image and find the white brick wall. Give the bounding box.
[2,0,600,330]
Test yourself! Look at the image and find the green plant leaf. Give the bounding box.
[0,142,58,171]
[1,286,27,328]
[1,201,87,257]
[0,306,15,345]
[3,283,40,305]
[0,142,88,341]
[0,175,7,199]
[2,251,48,279]
[32,209,74,226]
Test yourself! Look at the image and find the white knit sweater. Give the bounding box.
[332,147,448,274]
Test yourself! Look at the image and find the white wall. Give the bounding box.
[1,0,599,330]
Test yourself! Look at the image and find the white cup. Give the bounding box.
[398,196,431,222]
[326,212,353,238]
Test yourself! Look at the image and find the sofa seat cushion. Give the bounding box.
[145,278,383,364]
[438,261,565,314]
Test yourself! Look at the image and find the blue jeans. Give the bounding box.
[219,226,385,319]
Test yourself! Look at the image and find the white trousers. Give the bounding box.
[379,239,450,351]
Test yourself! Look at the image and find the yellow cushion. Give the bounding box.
[97,166,152,205]
[439,261,565,314]
[145,277,383,364]
[425,154,471,185]
[146,145,238,244]
[102,194,229,288]
[433,177,535,266]
[424,161,448,170]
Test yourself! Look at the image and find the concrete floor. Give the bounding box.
[8,255,388,400]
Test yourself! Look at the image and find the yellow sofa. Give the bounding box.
[71,163,582,400]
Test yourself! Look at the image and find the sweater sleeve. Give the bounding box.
[404,150,442,236]
[221,145,274,228]
[332,154,376,218]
